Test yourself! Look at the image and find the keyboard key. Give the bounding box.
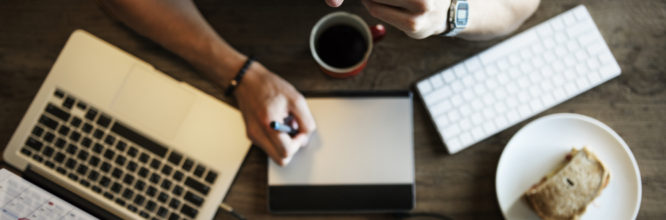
[39,115,59,130]
[146,186,158,197]
[168,212,180,220]
[127,204,138,213]
[32,154,43,163]
[150,173,161,184]
[182,159,194,171]
[127,161,138,172]
[115,198,126,206]
[193,165,205,177]
[139,211,149,218]
[20,148,32,156]
[76,101,87,110]
[104,148,115,160]
[146,201,157,211]
[54,152,66,163]
[134,194,146,206]
[185,177,209,195]
[56,167,66,174]
[122,188,134,199]
[46,103,71,121]
[54,89,65,98]
[44,132,55,143]
[81,137,92,148]
[115,155,126,166]
[70,116,82,128]
[32,126,45,137]
[66,144,77,155]
[150,159,161,169]
[104,135,116,146]
[65,158,77,169]
[101,161,112,172]
[26,137,43,151]
[205,171,218,184]
[93,129,104,140]
[127,146,138,158]
[172,185,184,196]
[173,171,184,181]
[93,143,104,154]
[85,108,98,121]
[115,140,127,151]
[97,114,112,128]
[139,152,150,163]
[78,150,91,161]
[161,165,172,176]
[111,182,123,193]
[63,97,75,109]
[161,179,172,190]
[103,192,114,199]
[112,168,123,178]
[111,122,167,157]
[181,204,198,218]
[123,173,135,185]
[88,170,100,181]
[417,81,432,94]
[68,173,79,181]
[42,146,55,157]
[167,151,183,165]
[157,206,168,217]
[138,167,149,178]
[184,191,203,206]
[135,180,146,191]
[92,186,102,194]
[80,179,91,187]
[158,192,169,203]
[58,124,70,136]
[82,123,93,134]
[100,176,111,187]
[76,164,88,175]
[169,198,181,209]
[69,131,81,143]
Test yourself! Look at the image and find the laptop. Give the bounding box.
[3,30,252,219]
[268,92,415,213]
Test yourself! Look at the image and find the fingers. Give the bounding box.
[289,96,317,135]
[249,123,287,165]
[362,0,417,33]
[370,0,429,13]
[325,0,344,7]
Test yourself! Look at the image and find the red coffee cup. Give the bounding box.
[310,12,386,78]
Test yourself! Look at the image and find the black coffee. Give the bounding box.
[315,25,368,68]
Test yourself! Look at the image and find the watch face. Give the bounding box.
[456,2,469,26]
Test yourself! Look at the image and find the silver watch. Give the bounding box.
[442,0,469,37]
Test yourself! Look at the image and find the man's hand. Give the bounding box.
[327,0,450,39]
[233,62,316,166]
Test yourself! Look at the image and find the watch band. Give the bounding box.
[442,0,469,37]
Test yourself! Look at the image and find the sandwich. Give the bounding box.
[524,147,610,220]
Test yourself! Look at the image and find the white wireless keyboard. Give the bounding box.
[416,5,621,154]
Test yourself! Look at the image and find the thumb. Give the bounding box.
[325,0,344,7]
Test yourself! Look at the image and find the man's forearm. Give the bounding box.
[459,0,540,40]
[99,0,244,86]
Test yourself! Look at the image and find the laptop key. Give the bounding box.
[88,170,100,181]
[180,204,198,218]
[128,146,138,157]
[160,179,172,190]
[172,185,183,196]
[20,148,32,156]
[104,148,115,160]
[26,137,43,151]
[68,173,79,181]
[88,155,100,167]
[193,164,205,177]
[122,188,134,199]
[39,115,59,130]
[167,152,183,165]
[169,198,181,209]
[54,152,66,163]
[127,161,138,172]
[76,164,88,175]
[70,116,82,128]
[146,201,157,211]
[54,138,66,149]
[123,174,135,185]
[139,211,149,218]
[81,137,92,148]
[158,192,169,203]
[139,152,150,163]
[104,135,116,146]
[173,171,184,182]
[205,170,218,184]
[138,167,149,178]
[45,161,55,168]
[111,182,123,193]
[65,158,77,169]
[85,108,98,121]
[80,179,91,187]
[69,131,81,143]
[46,103,71,121]
[93,129,104,140]
[32,154,43,163]
[104,192,114,199]
[82,123,93,134]
[92,186,102,193]
[100,162,111,172]
[66,144,77,155]
[58,125,70,136]
[161,164,172,176]
[146,186,157,197]
[93,143,104,154]
[115,155,126,166]
[149,173,161,184]
[100,176,111,187]
[97,114,112,128]
[182,159,193,171]
[168,212,180,220]
[54,89,65,98]
[157,206,168,217]
[77,150,89,161]
[76,101,87,110]
[43,146,55,157]
[150,159,161,169]
[111,122,168,157]
[32,126,44,137]
[56,167,67,174]
[112,168,123,178]
[134,194,146,206]
[44,132,55,143]
[134,180,146,191]
[184,191,203,206]
[115,198,126,206]
[116,140,127,151]
[185,177,210,195]
[63,96,75,109]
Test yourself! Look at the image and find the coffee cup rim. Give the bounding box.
[310,11,373,74]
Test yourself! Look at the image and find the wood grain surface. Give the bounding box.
[0,0,664,219]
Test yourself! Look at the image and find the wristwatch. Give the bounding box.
[442,0,469,37]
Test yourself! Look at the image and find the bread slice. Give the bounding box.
[524,147,610,220]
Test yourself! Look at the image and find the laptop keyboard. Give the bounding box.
[20,88,219,220]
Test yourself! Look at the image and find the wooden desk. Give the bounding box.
[1,0,664,219]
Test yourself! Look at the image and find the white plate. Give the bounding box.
[496,113,641,219]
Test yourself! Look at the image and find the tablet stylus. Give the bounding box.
[270,121,297,135]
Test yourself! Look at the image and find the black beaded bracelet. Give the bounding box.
[225,55,254,97]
